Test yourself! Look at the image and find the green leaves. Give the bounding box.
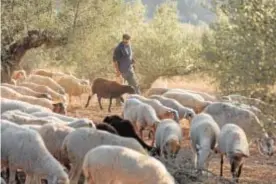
[203,0,276,97]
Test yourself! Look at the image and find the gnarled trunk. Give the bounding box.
[1,30,67,83]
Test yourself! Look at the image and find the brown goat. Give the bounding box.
[85,78,135,112]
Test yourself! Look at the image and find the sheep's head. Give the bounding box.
[124,85,136,94]
[164,138,180,159]
[52,102,67,115]
[256,136,275,157]
[12,70,27,80]
[103,115,123,123]
[184,109,196,121]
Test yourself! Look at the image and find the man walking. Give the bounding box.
[113,34,140,94]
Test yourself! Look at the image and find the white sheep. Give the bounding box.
[61,127,147,184]
[155,119,182,160]
[203,102,274,156]
[123,98,160,146]
[18,82,67,103]
[149,94,196,121]
[163,91,211,113]
[1,110,94,128]
[1,98,51,114]
[1,83,52,100]
[1,110,65,125]
[128,94,179,122]
[145,87,170,96]
[83,145,175,184]
[218,123,250,183]
[168,88,217,102]
[189,113,220,172]
[21,74,65,94]
[21,124,42,131]
[30,111,78,122]
[38,123,75,170]
[1,120,69,184]
[1,86,66,113]
[54,75,91,104]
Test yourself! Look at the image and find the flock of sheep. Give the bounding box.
[1,69,275,184]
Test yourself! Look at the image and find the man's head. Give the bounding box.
[122,34,131,45]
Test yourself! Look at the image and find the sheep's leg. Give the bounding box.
[236,163,243,183]
[119,96,124,103]
[85,95,92,108]
[108,97,113,112]
[7,168,16,184]
[194,153,198,169]
[97,96,103,110]
[69,162,82,184]
[220,154,224,177]
[231,161,238,183]
[25,175,32,184]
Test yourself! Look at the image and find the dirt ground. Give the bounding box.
[68,75,276,184]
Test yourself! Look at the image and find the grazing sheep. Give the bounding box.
[83,145,175,184]
[103,115,155,153]
[23,74,65,94]
[31,69,55,78]
[168,88,217,102]
[61,128,147,184]
[38,123,75,171]
[146,87,217,102]
[18,82,67,103]
[189,113,220,172]
[95,123,119,134]
[2,110,94,128]
[150,94,195,121]
[146,87,170,96]
[67,118,95,129]
[1,98,52,114]
[29,111,95,127]
[163,91,211,113]
[155,119,182,159]
[2,83,52,100]
[1,86,66,113]
[203,102,275,156]
[21,124,42,131]
[1,120,69,184]
[218,124,250,183]
[54,75,91,104]
[123,98,160,146]
[128,94,179,122]
[85,77,136,112]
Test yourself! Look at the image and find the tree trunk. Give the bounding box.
[1,30,67,83]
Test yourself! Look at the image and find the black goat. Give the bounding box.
[96,123,119,135]
[103,115,159,155]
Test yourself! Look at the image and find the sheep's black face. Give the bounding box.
[103,115,123,123]
[53,103,66,115]
[127,86,136,94]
